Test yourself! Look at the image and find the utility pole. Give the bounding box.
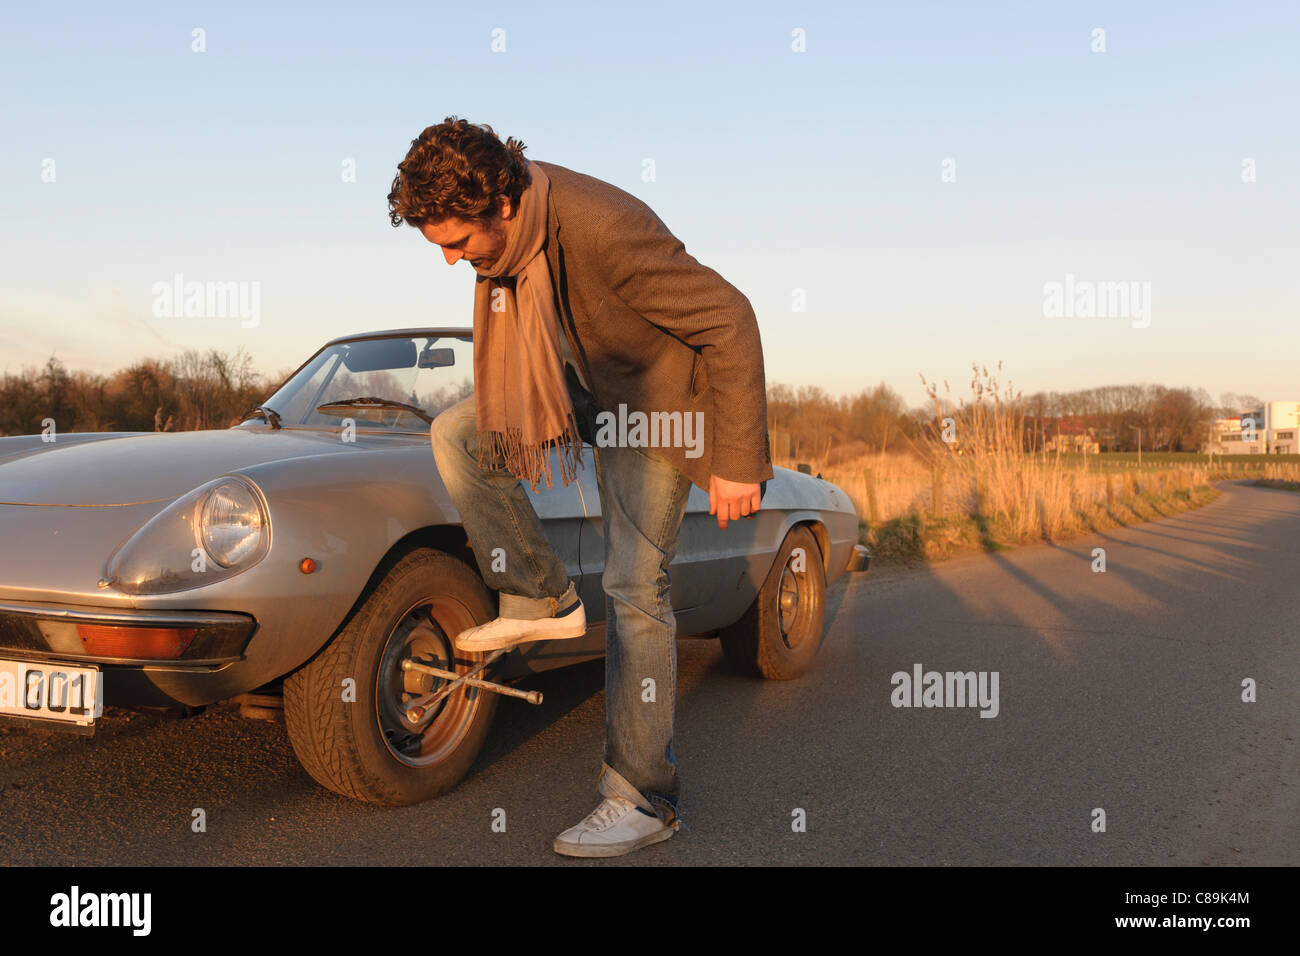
[1131,426,1142,466]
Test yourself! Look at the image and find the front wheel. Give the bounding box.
[283,548,500,806]
[718,524,827,680]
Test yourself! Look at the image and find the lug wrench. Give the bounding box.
[402,656,542,707]
[402,648,537,728]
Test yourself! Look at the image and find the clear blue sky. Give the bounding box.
[1,1,1296,409]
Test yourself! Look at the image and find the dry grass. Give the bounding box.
[1254,475,1300,493]
[771,364,1293,565]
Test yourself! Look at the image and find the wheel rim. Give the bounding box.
[374,595,487,767]
[776,549,817,652]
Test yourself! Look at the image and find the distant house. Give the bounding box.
[1202,401,1300,455]
[1043,417,1100,454]
[1044,433,1100,454]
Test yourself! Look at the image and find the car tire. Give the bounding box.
[717,524,827,681]
[283,547,500,806]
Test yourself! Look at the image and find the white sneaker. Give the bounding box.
[453,598,586,652]
[553,796,677,858]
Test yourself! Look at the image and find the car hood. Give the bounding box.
[0,428,419,506]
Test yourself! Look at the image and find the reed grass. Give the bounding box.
[771,364,1295,564]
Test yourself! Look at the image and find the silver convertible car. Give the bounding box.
[0,328,869,805]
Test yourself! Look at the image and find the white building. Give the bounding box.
[1204,401,1299,455]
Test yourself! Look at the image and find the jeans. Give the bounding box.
[429,374,692,828]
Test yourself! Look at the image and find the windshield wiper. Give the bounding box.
[240,404,283,429]
[315,397,434,425]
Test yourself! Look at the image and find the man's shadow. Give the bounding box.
[472,561,855,773]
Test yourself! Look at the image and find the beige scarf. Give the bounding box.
[471,160,584,492]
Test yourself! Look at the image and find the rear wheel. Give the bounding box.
[718,525,827,680]
[283,548,500,806]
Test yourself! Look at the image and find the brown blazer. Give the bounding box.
[534,160,774,493]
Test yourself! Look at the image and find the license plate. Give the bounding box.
[0,659,101,728]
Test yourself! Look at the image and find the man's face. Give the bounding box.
[418,196,514,271]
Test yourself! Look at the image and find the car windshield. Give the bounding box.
[252,334,475,431]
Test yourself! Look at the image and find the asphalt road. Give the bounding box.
[2,480,1297,866]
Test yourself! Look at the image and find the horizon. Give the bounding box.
[3,342,1286,419]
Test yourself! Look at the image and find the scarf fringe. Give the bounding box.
[475,413,586,492]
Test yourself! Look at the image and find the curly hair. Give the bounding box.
[387,116,532,228]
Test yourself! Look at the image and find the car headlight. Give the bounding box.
[200,480,265,568]
[105,476,271,595]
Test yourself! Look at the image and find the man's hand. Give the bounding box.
[709,474,761,529]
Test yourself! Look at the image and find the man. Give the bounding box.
[387,116,773,857]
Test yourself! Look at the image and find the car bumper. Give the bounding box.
[0,600,257,707]
[844,544,871,574]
